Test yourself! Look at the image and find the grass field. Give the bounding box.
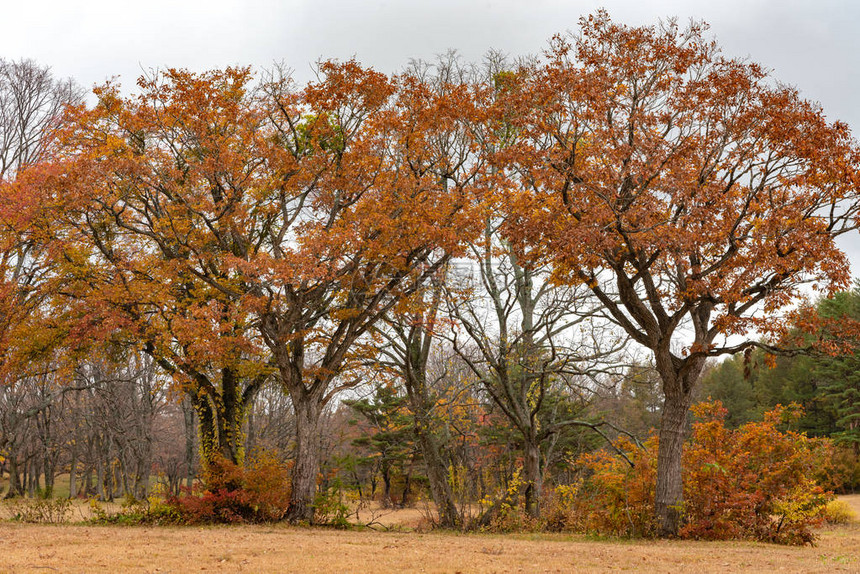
[0,496,857,573]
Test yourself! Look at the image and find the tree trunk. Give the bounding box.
[246,407,256,457]
[286,396,323,523]
[400,464,412,507]
[413,417,459,527]
[381,464,392,507]
[182,398,196,492]
[523,437,542,519]
[5,452,21,498]
[28,458,40,497]
[652,344,707,537]
[43,461,54,498]
[654,392,690,535]
[402,327,461,528]
[82,466,92,497]
[191,369,247,473]
[96,454,106,501]
[193,393,219,471]
[68,442,78,499]
[217,367,245,465]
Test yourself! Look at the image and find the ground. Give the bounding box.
[0,496,857,573]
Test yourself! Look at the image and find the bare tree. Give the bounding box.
[372,278,463,527]
[446,218,627,519]
[0,58,80,181]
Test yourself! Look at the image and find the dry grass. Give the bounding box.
[0,495,857,573]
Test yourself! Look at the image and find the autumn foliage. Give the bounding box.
[167,452,292,524]
[560,402,833,544]
[1,10,859,540]
[489,10,860,535]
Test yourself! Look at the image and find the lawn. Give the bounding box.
[0,496,857,573]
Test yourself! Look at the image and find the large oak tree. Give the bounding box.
[499,13,860,534]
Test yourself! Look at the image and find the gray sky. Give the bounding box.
[3,0,859,275]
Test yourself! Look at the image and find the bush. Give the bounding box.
[682,402,832,545]
[167,452,291,525]
[821,499,857,525]
[568,436,658,537]
[541,482,583,532]
[556,401,833,545]
[313,478,353,528]
[818,445,860,494]
[12,497,72,524]
[481,467,541,533]
[87,496,184,526]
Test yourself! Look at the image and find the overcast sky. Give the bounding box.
[3,0,859,275]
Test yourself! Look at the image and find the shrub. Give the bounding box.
[818,445,860,494]
[87,496,183,526]
[571,436,658,538]
[557,401,833,545]
[482,467,541,533]
[12,497,72,524]
[541,482,582,532]
[821,499,857,525]
[168,452,291,525]
[313,478,353,529]
[682,402,832,545]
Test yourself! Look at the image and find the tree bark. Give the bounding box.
[523,437,542,519]
[82,465,92,497]
[413,413,459,527]
[217,367,244,464]
[286,395,323,523]
[182,398,196,492]
[5,450,21,498]
[189,368,257,473]
[95,443,106,501]
[68,442,78,499]
[653,352,704,536]
[381,464,392,507]
[654,392,690,536]
[400,314,461,528]
[400,465,412,507]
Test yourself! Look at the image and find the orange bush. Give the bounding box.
[169,453,291,524]
[566,436,658,537]
[682,402,831,544]
[562,401,833,544]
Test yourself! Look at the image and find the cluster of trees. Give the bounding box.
[1,12,859,535]
[0,357,196,500]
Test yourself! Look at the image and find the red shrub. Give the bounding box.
[169,453,291,524]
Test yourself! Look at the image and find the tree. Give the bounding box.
[704,286,860,446]
[46,61,480,521]
[255,61,481,521]
[374,279,464,527]
[0,61,82,498]
[345,382,415,507]
[499,12,860,534]
[48,68,274,468]
[0,59,80,181]
[446,217,625,519]
[0,59,81,384]
[815,287,860,452]
[358,53,485,527]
